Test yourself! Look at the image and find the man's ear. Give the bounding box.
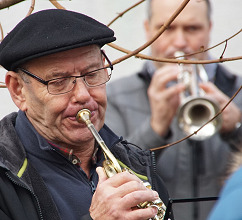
[5,71,27,111]
[208,20,212,33]
[144,19,151,41]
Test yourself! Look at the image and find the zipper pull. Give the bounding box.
[90,181,96,193]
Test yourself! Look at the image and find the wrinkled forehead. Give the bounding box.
[23,45,102,77]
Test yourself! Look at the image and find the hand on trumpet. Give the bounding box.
[89,167,160,220]
[148,64,185,136]
[200,82,241,134]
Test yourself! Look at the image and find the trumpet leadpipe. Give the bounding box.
[76,109,122,175]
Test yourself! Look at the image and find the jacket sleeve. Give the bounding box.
[0,169,40,220]
[0,210,12,220]
[221,120,242,151]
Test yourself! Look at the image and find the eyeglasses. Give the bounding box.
[17,50,113,95]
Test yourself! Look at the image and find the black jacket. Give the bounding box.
[0,112,172,220]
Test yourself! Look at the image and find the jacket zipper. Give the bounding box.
[5,172,44,220]
[151,151,157,190]
[89,180,96,193]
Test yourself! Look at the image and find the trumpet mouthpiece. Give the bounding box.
[175,51,185,59]
[76,109,91,124]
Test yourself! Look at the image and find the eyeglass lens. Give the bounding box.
[47,67,112,95]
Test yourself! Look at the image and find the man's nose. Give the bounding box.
[71,78,91,102]
[173,29,187,49]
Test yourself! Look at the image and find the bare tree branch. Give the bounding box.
[49,0,66,10]
[108,43,242,65]
[109,0,191,66]
[25,0,35,17]
[0,81,6,88]
[0,22,3,42]
[108,42,242,65]
[107,0,145,27]
[108,28,242,65]
[0,0,24,9]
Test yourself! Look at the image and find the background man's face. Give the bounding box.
[145,0,211,69]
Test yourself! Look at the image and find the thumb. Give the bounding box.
[199,82,217,94]
[96,166,108,184]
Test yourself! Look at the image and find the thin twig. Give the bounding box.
[25,0,35,17]
[110,0,191,66]
[0,22,3,42]
[0,82,6,88]
[108,42,242,65]
[174,29,242,58]
[150,86,242,151]
[107,0,145,27]
[0,0,23,9]
[108,28,242,65]
[49,0,66,10]
[203,29,242,54]
[220,40,227,59]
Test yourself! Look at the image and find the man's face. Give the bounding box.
[21,45,107,148]
[145,0,211,68]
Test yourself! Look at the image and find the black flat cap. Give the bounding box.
[0,9,116,71]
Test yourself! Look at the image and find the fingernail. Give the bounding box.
[151,206,159,216]
[153,191,159,199]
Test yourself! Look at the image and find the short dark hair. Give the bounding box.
[147,0,211,21]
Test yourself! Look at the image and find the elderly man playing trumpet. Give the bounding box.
[0,9,172,220]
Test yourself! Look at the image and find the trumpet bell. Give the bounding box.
[177,97,222,140]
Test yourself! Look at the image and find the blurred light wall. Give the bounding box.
[0,0,241,118]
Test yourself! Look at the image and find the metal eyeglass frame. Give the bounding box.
[16,50,113,95]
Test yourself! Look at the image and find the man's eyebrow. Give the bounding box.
[46,61,103,79]
[80,62,104,75]
[45,71,69,80]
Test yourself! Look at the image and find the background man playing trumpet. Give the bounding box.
[0,9,172,220]
[105,0,242,220]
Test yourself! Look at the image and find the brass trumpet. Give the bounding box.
[76,109,167,220]
[175,51,222,140]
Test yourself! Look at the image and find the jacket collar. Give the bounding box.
[0,112,26,174]
[14,110,121,165]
